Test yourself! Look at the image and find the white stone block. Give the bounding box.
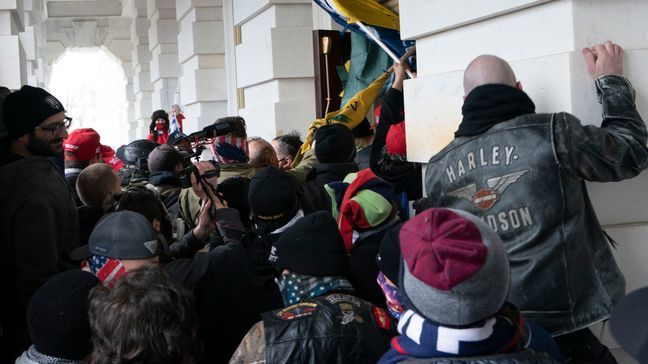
[177,3,221,23]
[413,1,573,76]
[133,70,153,92]
[182,53,226,70]
[588,172,648,226]
[148,18,179,48]
[399,0,552,40]
[235,32,273,87]
[18,27,35,60]
[180,68,227,104]
[403,71,463,164]
[312,3,341,31]
[240,5,275,40]
[134,90,153,119]
[233,0,310,25]
[177,20,225,63]
[146,0,175,19]
[121,61,134,78]
[233,0,269,25]
[0,35,24,89]
[240,4,311,40]
[0,0,17,11]
[241,99,315,141]
[571,0,648,51]
[132,44,152,64]
[274,99,316,136]
[236,27,313,88]
[243,78,315,107]
[0,11,11,35]
[151,77,179,109]
[130,17,150,40]
[150,51,179,81]
[182,100,228,132]
[270,27,313,78]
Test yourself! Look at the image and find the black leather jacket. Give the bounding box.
[263,293,395,363]
[424,75,648,335]
[401,350,558,364]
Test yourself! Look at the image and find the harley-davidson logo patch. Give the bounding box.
[447,169,529,211]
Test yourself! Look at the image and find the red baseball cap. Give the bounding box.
[104,155,124,171]
[101,145,115,159]
[63,128,105,161]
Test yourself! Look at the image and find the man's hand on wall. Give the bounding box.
[583,40,624,79]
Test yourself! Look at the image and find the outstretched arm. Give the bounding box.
[554,41,648,181]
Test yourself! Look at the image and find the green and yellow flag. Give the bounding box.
[292,71,389,167]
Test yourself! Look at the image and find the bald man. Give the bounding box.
[423,41,648,363]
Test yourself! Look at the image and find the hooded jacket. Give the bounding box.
[299,162,359,214]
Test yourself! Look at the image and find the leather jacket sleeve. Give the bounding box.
[553,75,648,181]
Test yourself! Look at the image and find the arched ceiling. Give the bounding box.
[43,0,131,64]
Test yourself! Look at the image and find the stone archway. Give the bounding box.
[49,47,131,149]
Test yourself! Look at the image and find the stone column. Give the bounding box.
[400,0,648,355]
[176,0,228,133]
[0,0,27,88]
[228,0,316,140]
[121,61,139,142]
[125,0,153,138]
[147,0,179,111]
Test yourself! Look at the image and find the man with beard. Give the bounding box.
[0,86,79,362]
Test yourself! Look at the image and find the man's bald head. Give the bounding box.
[463,55,518,95]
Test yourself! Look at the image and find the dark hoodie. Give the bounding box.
[0,146,79,361]
[370,88,422,201]
[165,219,284,364]
[299,162,359,214]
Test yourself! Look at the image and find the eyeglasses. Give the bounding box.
[35,116,72,134]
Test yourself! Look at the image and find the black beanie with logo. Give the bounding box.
[248,166,299,234]
[2,85,66,139]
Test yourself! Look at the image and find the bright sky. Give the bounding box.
[49,47,129,149]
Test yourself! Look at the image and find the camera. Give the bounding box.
[178,160,220,189]
[187,121,238,140]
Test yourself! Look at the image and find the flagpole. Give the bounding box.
[355,21,414,78]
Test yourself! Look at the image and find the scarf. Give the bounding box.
[325,169,395,252]
[82,255,128,288]
[211,135,249,164]
[377,272,405,320]
[275,272,354,306]
[456,84,535,138]
[379,304,526,364]
[16,346,88,364]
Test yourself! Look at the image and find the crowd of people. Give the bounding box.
[0,40,646,364]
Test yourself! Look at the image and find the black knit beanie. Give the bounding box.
[2,85,65,139]
[352,117,373,138]
[269,211,348,276]
[27,270,99,360]
[248,166,299,234]
[314,123,356,163]
[377,222,404,284]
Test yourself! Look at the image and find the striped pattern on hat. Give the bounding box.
[399,208,510,326]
